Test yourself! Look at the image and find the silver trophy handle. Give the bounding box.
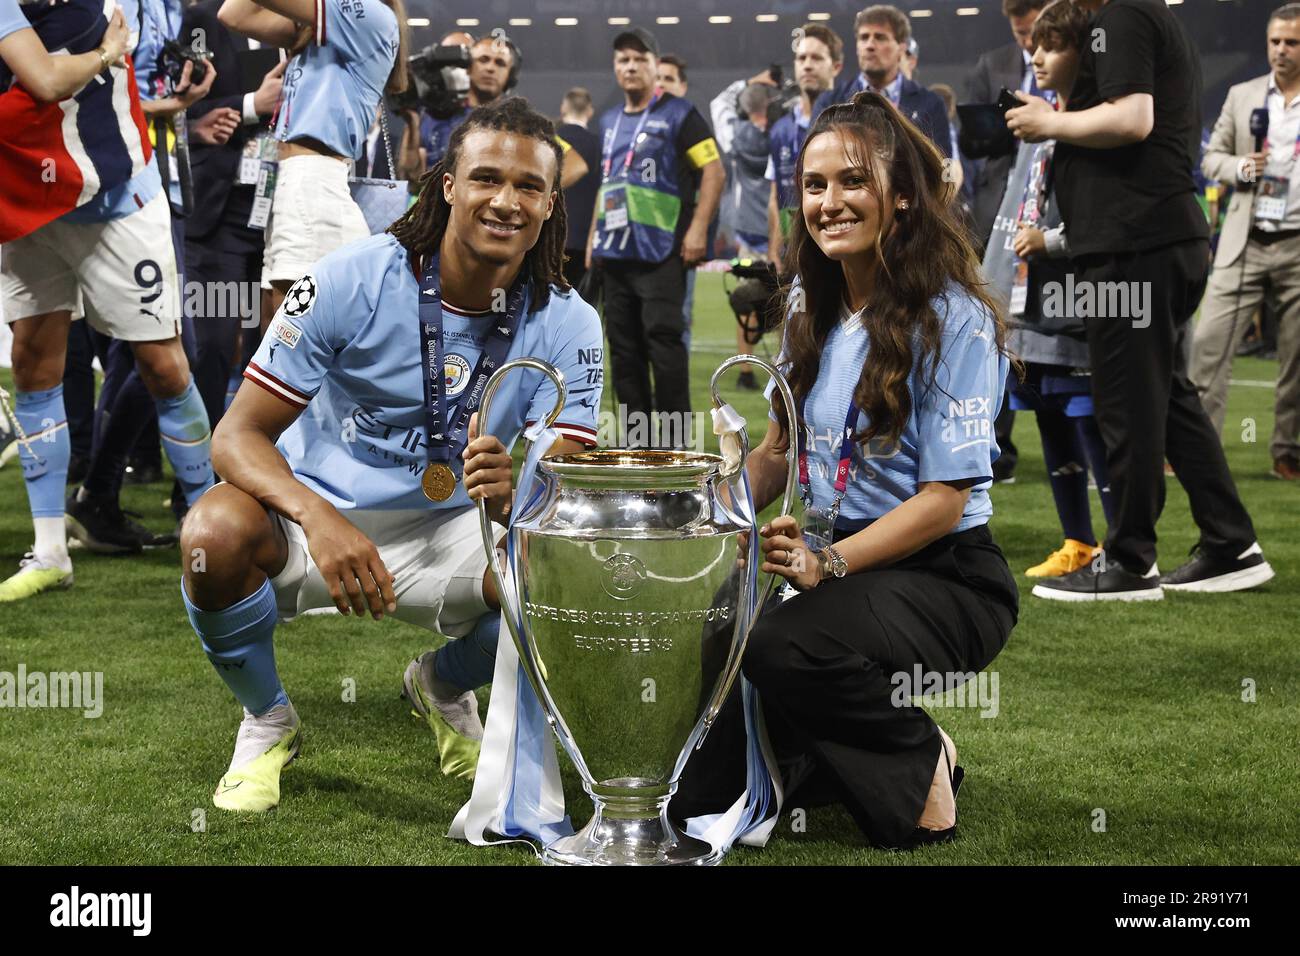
[708,354,799,605]
[697,354,799,734]
[476,357,568,731]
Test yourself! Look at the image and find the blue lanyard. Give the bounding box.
[601,93,660,182]
[417,255,528,467]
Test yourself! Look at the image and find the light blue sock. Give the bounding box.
[434,612,501,692]
[156,379,214,506]
[15,386,71,518]
[183,577,288,715]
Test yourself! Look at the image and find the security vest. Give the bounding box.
[593,93,704,265]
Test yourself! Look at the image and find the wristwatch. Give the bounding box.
[95,46,111,71]
[816,545,848,581]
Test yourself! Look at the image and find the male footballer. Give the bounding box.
[180,98,603,812]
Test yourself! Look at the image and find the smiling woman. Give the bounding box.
[675,90,1020,850]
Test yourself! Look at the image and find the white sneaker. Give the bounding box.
[213,701,302,812]
[402,653,484,741]
[402,653,483,780]
[0,552,73,602]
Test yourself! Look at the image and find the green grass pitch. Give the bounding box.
[1,271,1295,865]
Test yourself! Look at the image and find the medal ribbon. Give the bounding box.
[418,253,529,472]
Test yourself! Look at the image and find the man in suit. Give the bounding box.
[813,5,950,159]
[181,0,284,431]
[1191,3,1300,480]
[965,0,1048,255]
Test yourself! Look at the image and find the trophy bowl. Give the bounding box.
[478,357,796,866]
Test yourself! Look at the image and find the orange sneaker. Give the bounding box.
[1025,539,1099,578]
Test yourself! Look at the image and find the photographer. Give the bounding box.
[411,31,517,174]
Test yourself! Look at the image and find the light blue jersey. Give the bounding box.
[274,0,397,161]
[0,0,27,41]
[244,234,604,511]
[770,287,1007,531]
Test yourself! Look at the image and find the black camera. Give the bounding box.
[727,258,784,346]
[387,43,472,119]
[158,40,211,89]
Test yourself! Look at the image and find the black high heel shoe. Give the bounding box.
[907,741,964,848]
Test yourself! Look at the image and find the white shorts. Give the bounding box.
[262,154,370,289]
[269,506,500,637]
[1,191,181,340]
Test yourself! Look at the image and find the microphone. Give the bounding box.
[1250,108,1269,152]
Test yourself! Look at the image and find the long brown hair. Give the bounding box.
[387,98,570,308]
[774,90,1012,451]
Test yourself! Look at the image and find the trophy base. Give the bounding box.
[542,783,723,867]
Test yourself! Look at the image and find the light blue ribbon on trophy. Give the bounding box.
[683,429,784,850]
[449,419,574,850]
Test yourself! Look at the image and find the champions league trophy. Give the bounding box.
[476,355,798,866]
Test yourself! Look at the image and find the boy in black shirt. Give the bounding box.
[1007,0,1273,601]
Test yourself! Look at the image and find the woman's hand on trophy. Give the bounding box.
[464,412,515,525]
[760,515,821,591]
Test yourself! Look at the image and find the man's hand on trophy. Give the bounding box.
[759,515,820,591]
[301,503,397,620]
[464,412,514,526]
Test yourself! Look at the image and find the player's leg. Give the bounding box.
[69,339,172,553]
[181,483,298,812]
[130,335,215,513]
[70,193,215,530]
[0,215,83,599]
[396,509,506,780]
[0,309,75,601]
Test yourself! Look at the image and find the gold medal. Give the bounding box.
[421,463,457,502]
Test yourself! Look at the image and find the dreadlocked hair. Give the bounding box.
[387,97,571,309]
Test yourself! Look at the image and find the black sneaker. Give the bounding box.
[1032,557,1163,602]
[736,370,761,391]
[66,453,90,486]
[65,494,175,554]
[1160,542,1274,594]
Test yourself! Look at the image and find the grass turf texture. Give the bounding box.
[1,270,1295,865]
